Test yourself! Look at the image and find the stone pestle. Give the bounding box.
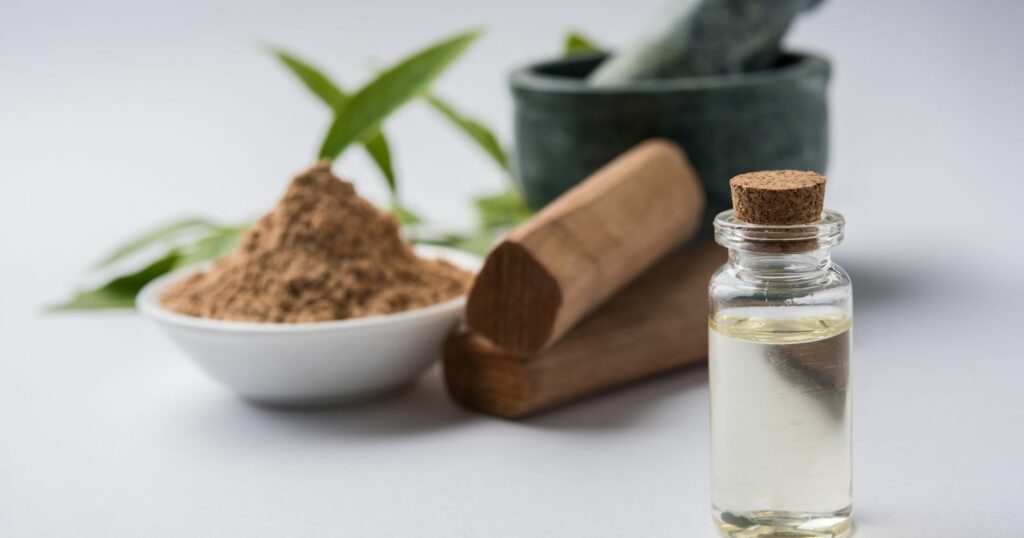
[588,0,824,86]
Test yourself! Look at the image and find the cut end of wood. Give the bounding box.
[442,333,532,418]
[446,241,726,419]
[730,170,825,225]
[465,242,562,354]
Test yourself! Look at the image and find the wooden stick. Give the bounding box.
[445,240,725,418]
[465,139,705,354]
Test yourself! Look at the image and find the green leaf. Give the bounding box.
[273,48,397,193]
[51,287,138,310]
[362,132,397,193]
[176,227,244,268]
[274,50,346,107]
[390,203,422,226]
[564,31,603,57]
[413,230,497,257]
[53,250,182,310]
[474,187,533,230]
[446,233,496,257]
[319,29,482,160]
[424,93,509,172]
[92,217,215,269]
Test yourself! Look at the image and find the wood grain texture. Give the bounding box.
[465,139,705,354]
[446,240,726,418]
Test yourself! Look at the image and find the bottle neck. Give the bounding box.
[728,247,833,282]
[714,209,845,284]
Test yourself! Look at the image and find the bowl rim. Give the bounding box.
[510,51,830,95]
[137,244,481,334]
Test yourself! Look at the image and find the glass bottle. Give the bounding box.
[708,209,853,538]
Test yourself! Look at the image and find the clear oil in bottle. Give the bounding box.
[709,310,852,537]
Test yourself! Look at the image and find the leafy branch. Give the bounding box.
[54,30,487,310]
[54,29,598,310]
[275,37,532,243]
[275,50,398,194]
[318,30,481,161]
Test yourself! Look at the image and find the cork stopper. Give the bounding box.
[730,170,826,225]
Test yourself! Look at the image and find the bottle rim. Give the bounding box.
[713,209,845,250]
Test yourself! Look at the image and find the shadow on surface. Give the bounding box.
[840,258,931,311]
[525,364,709,431]
[185,366,474,441]
[183,362,711,442]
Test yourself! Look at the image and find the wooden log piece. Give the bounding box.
[465,139,705,355]
[446,240,726,418]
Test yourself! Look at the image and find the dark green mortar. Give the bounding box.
[510,52,830,234]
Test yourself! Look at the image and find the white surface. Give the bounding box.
[137,245,480,405]
[2,0,1024,536]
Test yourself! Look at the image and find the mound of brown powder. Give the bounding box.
[160,162,474,323]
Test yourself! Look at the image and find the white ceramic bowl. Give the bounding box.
[138,245,480,407]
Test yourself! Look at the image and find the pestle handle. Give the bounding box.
[588,0,823,86]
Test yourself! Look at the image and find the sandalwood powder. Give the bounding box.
[160,162,473,323]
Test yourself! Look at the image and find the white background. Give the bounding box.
[2,0,1023,536]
